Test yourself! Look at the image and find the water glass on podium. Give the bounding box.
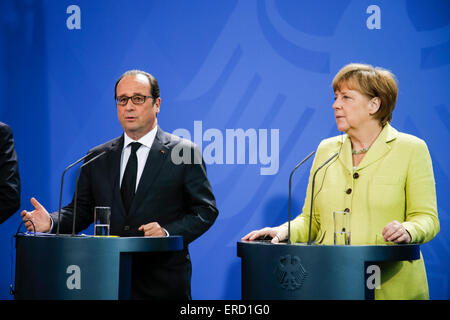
[94,206,111,236]
[333,210,351,245]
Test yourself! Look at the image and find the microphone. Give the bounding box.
[307,152,339,245]
[72,151,106,236]
[287,151,315,244]
[57,153,93,235]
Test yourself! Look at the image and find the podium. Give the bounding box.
[14,233,183,300]
[237,241,420,300]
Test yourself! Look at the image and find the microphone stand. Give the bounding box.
[57,153,92,235]
[72,151,106,236]
[307,152,338,245]
[288,151,315,244]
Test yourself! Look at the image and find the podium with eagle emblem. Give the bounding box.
[237,241,420,300]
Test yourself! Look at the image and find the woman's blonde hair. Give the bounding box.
[332,63,398,126]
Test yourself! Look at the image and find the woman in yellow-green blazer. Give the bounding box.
[243,63,439,300]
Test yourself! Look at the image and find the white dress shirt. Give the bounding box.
[119,126,169,236]
[120,126,157,191]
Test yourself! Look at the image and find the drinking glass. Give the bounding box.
[94,206,111,236]
[333,210,351,245]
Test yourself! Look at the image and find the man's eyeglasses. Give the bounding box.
[115,95,154,106]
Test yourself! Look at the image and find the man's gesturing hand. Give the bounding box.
[20,197,51,233]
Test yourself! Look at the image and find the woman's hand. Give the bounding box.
[382,220,411,244]
[242,226,288,244]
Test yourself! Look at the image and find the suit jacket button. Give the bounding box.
[346,188,352,194]
[124,225,130,231]
[353,172,359,179]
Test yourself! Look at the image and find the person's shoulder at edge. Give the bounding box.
[395,130,428,148]
[161,129,202,152]
[317,133,347,151]
[384,125,429,155]
[86,135,123,154]
[0,121,12,136]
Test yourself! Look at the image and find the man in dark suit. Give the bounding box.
[20,70,218,299]
[0,122,21,224]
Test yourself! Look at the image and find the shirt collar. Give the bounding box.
[123,126,158,150]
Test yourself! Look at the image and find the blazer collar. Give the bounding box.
[108,135,125,186]
[106,136,126,214]
[338,123,398,172]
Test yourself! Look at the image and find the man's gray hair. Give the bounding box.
[114,69,160,100]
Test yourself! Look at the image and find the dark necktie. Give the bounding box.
[121,142,142,214]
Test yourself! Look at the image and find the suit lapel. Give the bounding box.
[337,135,353,173]
[107,135,127,216]
[354,124,397,171]
[128,127,170,216]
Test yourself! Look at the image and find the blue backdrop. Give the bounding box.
[0,0,449,300]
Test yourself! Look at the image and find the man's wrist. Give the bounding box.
[46,215,54,233]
